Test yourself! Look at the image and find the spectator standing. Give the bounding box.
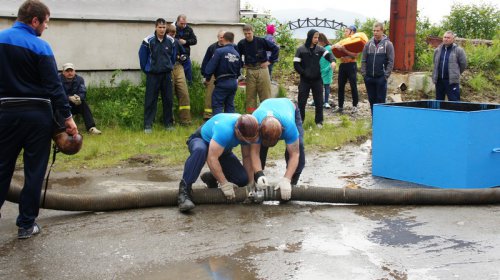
[204,32,241,115]
[432,31,467,101]
[333,25,360,114]
[293,29,336,128]
[237,24,279,113]
[361,22,394,115]
[317,33,335,109]
[167,24,191,125]
[175,14,197,83]
[138,18,175,133]
[59,63,101,134]
[201,30,226,121]
[264,24,277,80]
[0,0,78,239]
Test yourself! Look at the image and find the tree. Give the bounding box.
[442,3,500,39]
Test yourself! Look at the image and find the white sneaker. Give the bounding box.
[332,107,344,114]
[88,127,102,135]
[307,100,315,106]
[351,106,358,114]
[324,103,331,109]
[316,123,323,129]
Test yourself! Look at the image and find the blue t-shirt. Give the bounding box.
[201,113,243,149]
[252,98,299,144]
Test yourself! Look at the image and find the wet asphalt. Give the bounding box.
[1,141,499,280]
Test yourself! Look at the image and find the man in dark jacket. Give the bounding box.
[431,31,467,101]
[201,30,226,120]
[204,32,241,115]
[237,24,279,113]
[294,29,336,128]
[138,18,175,133]
[0,0,78,239]
[59,63,101,134]
[175,14,197,83]
[361,22,394,115]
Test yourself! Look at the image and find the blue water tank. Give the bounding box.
[372,100,500,188]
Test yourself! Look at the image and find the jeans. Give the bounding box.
[338,62,359,108]
[211,79,237,115]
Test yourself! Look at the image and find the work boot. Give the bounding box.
[178,180,195,212]
[200,171,218,188]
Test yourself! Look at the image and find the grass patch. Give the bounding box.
[50,116,372,171]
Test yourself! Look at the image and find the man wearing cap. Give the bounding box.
[249,98,305,201]
[178,113,259,212]
[59,63,101,135]
[333,25,360,114]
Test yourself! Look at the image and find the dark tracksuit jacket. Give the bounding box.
[174,25,197,57]
[0,21,72,229]
[138,33,175,127]
[293,29,335,124]
[204,44,241,115]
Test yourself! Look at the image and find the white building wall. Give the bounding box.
[0,0,243,85]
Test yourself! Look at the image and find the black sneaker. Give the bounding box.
[200,172,218,188]
[18,223,41,239]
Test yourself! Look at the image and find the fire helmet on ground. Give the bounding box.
[260,116,282,147]
[235,114,259,143]
[52,132,83,155]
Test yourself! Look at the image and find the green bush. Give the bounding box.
[86,63,248,130]
[467,73,492,92]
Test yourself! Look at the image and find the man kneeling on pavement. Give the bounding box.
[177,113,259,212]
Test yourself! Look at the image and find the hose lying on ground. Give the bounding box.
[7,183,500,212]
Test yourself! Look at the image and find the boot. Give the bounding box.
[178,180,195,212]
[200,171,218,188]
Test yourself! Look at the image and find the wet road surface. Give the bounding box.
[1,141,500,279]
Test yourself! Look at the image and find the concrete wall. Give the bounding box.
[0,0,244,86]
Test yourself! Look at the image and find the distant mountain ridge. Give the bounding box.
[271,8,368,39]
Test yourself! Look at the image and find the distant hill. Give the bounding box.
[271,8,367,39]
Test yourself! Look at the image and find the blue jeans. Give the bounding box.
[324,84,330,104]
[436,79,460,101]
[0,104,52,229]
[182,136,249,187]
[364,76,387,115]
[211,79,237,115]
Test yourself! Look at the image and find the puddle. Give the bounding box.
[122,256,258,280]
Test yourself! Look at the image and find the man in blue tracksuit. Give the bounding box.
[432,31,467,101]
[138,18,175,133]
[251,98,305,201]
[204,32,241,115]
[201,30,226,120]
[0,0,78,239]
[361,22,394,115]
[177,113,259,212]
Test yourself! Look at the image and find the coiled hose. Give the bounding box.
[7,183,500,212]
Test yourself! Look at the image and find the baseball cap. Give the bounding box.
[348,25,357,33]
[62,63,75,71]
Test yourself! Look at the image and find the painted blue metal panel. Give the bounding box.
[372,100,500,188]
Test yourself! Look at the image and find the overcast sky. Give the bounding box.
[241,0,496,24]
